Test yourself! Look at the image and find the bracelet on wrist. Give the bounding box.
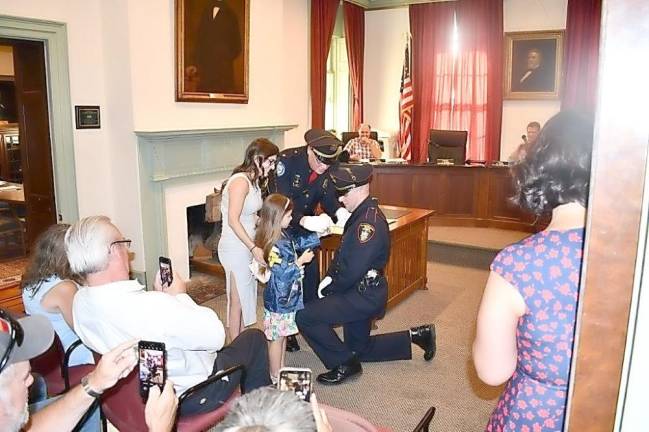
[81,374,103,398]
[249,244,256,251]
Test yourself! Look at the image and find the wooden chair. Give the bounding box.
[0,205,25,259]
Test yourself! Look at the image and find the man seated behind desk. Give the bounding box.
[343,123,382,161]
[68,216,271,415]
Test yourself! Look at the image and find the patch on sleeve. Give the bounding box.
[268,246,282,267]
[276,161,285,177]
[358,223,375,243]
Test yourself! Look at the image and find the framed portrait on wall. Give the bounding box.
[504,30,564,100]
[175,0,249,103]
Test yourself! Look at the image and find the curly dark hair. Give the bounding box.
[510,111,594,215]
[21,224,81,296]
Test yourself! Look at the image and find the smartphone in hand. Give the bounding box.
[159,256,173,288]
[277,367,312,402]
[138,340,166,401]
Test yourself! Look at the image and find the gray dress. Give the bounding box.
[217,172,262,327]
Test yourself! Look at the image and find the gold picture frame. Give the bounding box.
[175,0,249,103]
[504,30,564,100]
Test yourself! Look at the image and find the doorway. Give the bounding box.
[0,37,56,279]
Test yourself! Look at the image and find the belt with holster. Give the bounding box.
[358,269,385,293]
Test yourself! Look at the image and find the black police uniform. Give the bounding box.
[295,169,412,371]
[269,135,342,304]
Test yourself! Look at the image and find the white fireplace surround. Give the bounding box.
[136,125,296,285]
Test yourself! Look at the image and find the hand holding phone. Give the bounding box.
[277,367,312,402]
[159,257,173,288]
[138,341,166,401]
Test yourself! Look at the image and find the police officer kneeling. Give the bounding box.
[295,163,436,385]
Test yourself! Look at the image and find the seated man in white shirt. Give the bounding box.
[66,216,271,416]
[343,124,382,161]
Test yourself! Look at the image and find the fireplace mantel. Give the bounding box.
[137,124,297,286]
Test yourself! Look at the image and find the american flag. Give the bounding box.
[399,39,413,161]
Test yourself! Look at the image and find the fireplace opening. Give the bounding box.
[185,204,226,304]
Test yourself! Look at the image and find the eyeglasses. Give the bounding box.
[0,309,24,375]
[109,239,132,250]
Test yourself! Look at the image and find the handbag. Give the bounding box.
[205,187,223,223]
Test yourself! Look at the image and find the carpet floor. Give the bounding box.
[201,244,504,431]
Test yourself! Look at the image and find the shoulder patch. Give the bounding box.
[276,161,285,177]
[358,223,375,243]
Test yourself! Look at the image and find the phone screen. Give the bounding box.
[159,257,173,287]
[138,341,166,400]
[278,368,312,402]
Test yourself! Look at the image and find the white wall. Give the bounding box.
[2,0,311,272]
[362,1,568,160]
[501,0,568,160]
[364,7,409,157]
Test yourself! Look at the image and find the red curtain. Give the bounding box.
[310,0,339,129]
[343,1,365,131]
[455,0,503,161]
[561,0,601,114]
[410,2,456,163]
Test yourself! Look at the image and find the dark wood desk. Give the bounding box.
[0,183,25,204]
[369,164,542,232]
[318,205,433,309]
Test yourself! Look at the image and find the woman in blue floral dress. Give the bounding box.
[473,111,593,431]
[254,193,320,381]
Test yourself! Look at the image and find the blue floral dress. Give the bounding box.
[486,228,585,432]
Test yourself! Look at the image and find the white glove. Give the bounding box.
[300,214,334,234]
[318,276,333,299]
[335,207,352,228]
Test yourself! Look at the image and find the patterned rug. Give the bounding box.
[0,257,28,285]
[186,271,226,305]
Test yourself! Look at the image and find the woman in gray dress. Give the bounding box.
[218,138,279,342]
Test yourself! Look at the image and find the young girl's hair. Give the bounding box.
[255,194,293,263]
[21,224,81,295]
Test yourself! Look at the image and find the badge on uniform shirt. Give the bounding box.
[276,161,285,177]
[322,178,329,189]
[292,174,302,188]
[358,223,375,243]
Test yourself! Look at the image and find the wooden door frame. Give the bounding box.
[0,15,78,222]
[565,0,649,430]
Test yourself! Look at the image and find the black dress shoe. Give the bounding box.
[316,356,363,385]
[410,324,436,361]
[286,335,300,352]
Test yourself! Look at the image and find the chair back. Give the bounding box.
[30,333,65,393]
[341,131,384,151]
[428,129,467,165]
[101,367,149,432]
[322,404,379,431]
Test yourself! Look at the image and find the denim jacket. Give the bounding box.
[263,228,320,314]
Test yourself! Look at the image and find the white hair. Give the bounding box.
[64,216,116,276]
[215,388,316,432]
[0,364,29,432]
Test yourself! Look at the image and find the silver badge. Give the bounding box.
[276,161,285,177]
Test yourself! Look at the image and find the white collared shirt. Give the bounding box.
[73,279,226,395]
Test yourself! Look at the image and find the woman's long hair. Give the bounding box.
[21,224,81,295]
[510,111,594,215]
[224,138,279,190]
[254,194,293,264]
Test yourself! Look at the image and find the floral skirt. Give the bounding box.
[263,309,298,341]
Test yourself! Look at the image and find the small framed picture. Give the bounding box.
[504,30,564,100]
[75,106,101,129]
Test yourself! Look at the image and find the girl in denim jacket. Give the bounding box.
[254,193,320,380]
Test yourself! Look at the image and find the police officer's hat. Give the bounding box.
[304,128,343,165]
[329,163,373,192]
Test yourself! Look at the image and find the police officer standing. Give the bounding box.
[295,163,436,385]
[269,129,351,352]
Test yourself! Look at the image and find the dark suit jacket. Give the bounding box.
[513,67,554,92]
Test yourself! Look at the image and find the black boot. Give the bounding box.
[316,355,363,385]
[286,334,300,352]
[410,324,436,361]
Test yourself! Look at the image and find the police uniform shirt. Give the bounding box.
[270,146,340,224]
[325,196,390,295]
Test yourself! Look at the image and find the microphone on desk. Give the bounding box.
[521,134,528,144]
